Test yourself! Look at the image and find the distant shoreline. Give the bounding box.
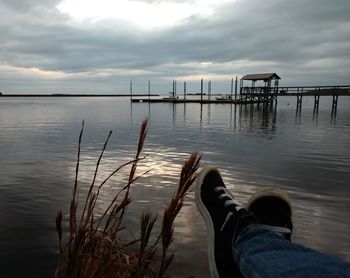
[0,94,160,97]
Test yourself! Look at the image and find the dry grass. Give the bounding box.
[54,119,201,278]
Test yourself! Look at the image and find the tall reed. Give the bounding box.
[54,119,201,277]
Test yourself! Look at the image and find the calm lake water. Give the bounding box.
[0,96,350,277]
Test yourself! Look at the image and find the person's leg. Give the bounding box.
[234,225,350,278]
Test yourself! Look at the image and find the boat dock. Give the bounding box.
[131,85,350,106]
[130,74,350,111]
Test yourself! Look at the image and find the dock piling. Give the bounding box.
[235,76,238,102]
[184,81,187,100]
[200,78,203,102]
[208,80,211,100]
[130,80,133,100]
[172,80,177,99]
[230,78,233,100]
[175,80,177,98]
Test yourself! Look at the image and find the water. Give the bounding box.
[0,96,349,277]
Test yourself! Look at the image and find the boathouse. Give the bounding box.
[240,73,281,103]
[241,73,281,88]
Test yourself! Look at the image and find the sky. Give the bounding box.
[0,0,350,94]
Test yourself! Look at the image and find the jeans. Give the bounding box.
[233,225,350,278]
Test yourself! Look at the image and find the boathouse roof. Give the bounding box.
[242,73,281,81]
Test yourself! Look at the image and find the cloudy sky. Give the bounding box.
[0,0,349,94]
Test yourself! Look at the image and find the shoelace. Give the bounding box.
[214,186,245,231]
[214,186,292,236]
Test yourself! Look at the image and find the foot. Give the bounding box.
[195,166,257,278]
[247,186,293,240]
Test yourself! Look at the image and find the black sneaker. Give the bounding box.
[247,186,293,240]
[195,166,257,278]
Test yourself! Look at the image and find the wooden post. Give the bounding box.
[235,76,238,103]
[201,78,203,102]
[240,78,243,94]
[130,80,133,100]
[208,80,211,100]
[172,80,175,99]
[184,81,186,99]
[172,80,174,98]
[239,78,244,104]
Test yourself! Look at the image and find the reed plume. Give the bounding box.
[54,119,201,278]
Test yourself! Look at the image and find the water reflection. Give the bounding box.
[236,103,277,137]
[331,108,337,125]
[313,106,319,126]
[229,104,237,131]
[199,103,203,131]
[172,103,176,127]
[183,103,187,124]
[193,102,279,137]
[207,104,211,125]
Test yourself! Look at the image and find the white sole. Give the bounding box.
[195,166,221,278]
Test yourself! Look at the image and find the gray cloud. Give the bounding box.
[3,0,60,8]
[0,0,349,93]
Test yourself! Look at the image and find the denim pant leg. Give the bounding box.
[233,224,350,278]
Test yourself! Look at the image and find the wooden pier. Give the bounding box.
[129,74,350,110]
[132,84,350,108]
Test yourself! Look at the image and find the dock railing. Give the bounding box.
[241,85,350,96]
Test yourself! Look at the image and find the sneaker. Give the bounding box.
[195,166,257,278]
[247,186,293,240]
